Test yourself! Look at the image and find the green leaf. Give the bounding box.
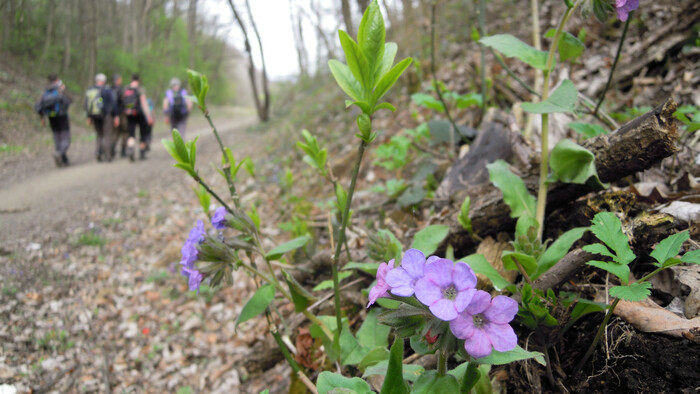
[455,93,483,109]
[329,59,364,102]
[411,370,460,394]
[588,212,636,265]
[343,261,381,276]
[282,271,316,313]
[357,0,385,86]
[681,250,700,264]
[473,345,546,365]
[582,243,616,260]
[610,282,652,301]
[411,93,445,112]
[549,139,605,188]
[447,362,481,394]
[357,347,390,371]
[588,260,631,284]
[458,196,473,233]
[565,298,607,331]
[374,102,397,112]
[364,360,425,382]
[235,284,275,330]
[410,225,449,256]
[458,254,511,291]
[534,227,589,278]
[479,34,549,70]
[174,162,195,177]
[265,235,311,260]
[522,79,578,114]
[544,29,585,62]
[377,42,398,79]
[380,339,410,394]
[397,184,426,208]
[317,371,372,394]
[172,129,190,164]
[313,271,354,292]
[568,122,609,139]
[186,137,197,167]
[356,308,391,349]
[162,138,181,163]
[194,184,211,216]
[487,160,536,219]
[650,231,689,267]
[502,251,537,276]
[338,30,371,91]
[372,57,413,108]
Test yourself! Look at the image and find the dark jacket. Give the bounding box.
[35,83,71,118]
[85,84,117,117]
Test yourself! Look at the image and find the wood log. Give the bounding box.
[437,98,679,255]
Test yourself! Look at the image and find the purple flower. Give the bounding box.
[180,220,205,271]
[615,0,638,22]
[211,206,227,230]
[367,259,395,307]
[449,290,518,358]
[181,267,203,292]
[414,259,477,321]
[385,249,433,297]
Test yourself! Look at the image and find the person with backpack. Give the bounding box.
[34,74,72,167]
[123,73,154,161]
[110,73,129,158]
[85,73,119,162]
[163,77,192,138]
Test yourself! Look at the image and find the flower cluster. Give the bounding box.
[368,249,518,358]
[179,207,230,292]
[615,0,638,22]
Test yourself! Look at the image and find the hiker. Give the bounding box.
[123,73,154,161]
[85,73,118,162]
[34,74,71,167]
[163,77,192,138]
[111,74,129,158]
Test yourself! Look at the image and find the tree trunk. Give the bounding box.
[61,0,72,75]
[88,0,97,84]
[244,0,269,122]
[188,0,198,69]
[341,0,354,37]
[357,0,369,14]
[227,0,265,122]
[40,0,55,62]
[289,0,308,79]
[1,0,12,50]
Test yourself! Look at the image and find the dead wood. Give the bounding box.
[437,98,679,255]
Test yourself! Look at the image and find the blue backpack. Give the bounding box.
[39,88,65,117]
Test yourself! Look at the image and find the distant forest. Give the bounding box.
[0,0,239,104]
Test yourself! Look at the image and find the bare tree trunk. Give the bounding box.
[308,1,334,61]
[188,0,197,69]
[357,0,369,13]
[88,0,97,84]
[289,0,308,78]
[341,0,354,37]
[1,0,12,50]
[244,0,269,122]
[62,0,72,74]
[40,0,55,62]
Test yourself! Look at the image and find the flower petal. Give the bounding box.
[464,329,493,359]
[414,277,442,306]
[386,267,413,289]
[424,259,453,288]
[449,312,475,339]
[453,262,477,290]
[454,288,476,313]
[484,295,518,324]
[465,290,491,315]
[426,255,440,265]
[485,322,518,353]
[401,249,426,279]
[429,298,458,321]
[367,284,388,307]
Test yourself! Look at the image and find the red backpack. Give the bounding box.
[123,87,141,116]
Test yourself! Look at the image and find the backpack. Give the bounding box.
[169,89,188,118]
[39,88,64,118]
[85,86,104,117]
[123,86,141,116]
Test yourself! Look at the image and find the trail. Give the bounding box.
[0,113,257,250]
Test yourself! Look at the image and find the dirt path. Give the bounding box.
[0,112,257,251]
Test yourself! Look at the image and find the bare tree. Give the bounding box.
[227,0,270,122]
[357,0,369,13]
[289,0,308,78]
[88,0,97,83]
[41,0,55,62]
[341,0,354,37]
[188,0,198,68]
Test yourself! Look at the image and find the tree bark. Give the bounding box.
[188,0,198,69]
[289,0,308,79]
[438,98,680,254]
[61,0,72,74]
[88,0,97,84]
[244,0,270,122]
[341,0,354,38]
[40,0,55,62]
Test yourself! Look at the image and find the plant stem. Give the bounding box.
[575,297,620,371]
[534,3,578,240]
[477,0,487,118]
[524,0,542,141]
[204,112,241,209]
[430,1,458,156]
[594,13,632,117]
[513,257,533,286]
[193,174,234,214]
[266,311,319,394]
[331,139,368,339]
[438,349,447,376]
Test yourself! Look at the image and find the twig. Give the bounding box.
[33,363,78,394]
[594,13,632,117]
[411,141,452,161]
[477,0,488,118]
[430,2,458,156]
